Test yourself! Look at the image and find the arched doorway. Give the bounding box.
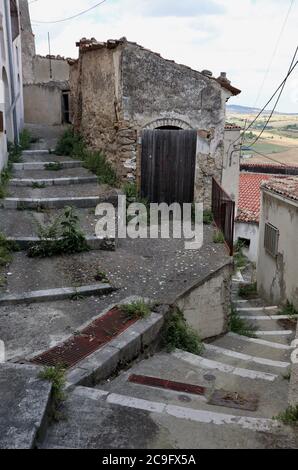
[141,121,197,204]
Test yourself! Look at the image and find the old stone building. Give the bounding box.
[70,37,240,206]
[19,0,71,125]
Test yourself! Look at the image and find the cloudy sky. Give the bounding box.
[29,0,298,113]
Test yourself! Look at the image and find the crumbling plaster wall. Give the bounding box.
[71,41,231,205]
[176,262,233,339]
[257,190,298,308]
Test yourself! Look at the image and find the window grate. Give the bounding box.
[264,223,279,257]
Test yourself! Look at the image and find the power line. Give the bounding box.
[247,45,298,147]
[32,0,107,24]
[227,56,298,158]
[244,148,288,166]
[253,0,295,108]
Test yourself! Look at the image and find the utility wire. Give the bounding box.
[227,56,298,156]
[246,148,288,166]
[253,0,295,108]
[247,45,298,147]
[32,0,107,24]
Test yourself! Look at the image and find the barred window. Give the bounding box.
[264,223,279,257]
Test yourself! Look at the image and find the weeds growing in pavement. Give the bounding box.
[55,128,118,186]
[162,308,205,355]
[44,162,63,171]
[28,207,89,258]
[0,232,18,267]
[228,306,257,338]
[238,282,258,299]
[213,229,225,244]
[280,301,298,317]
[39,365,66,422]
[275,405,298,426]
[121,299,151,320]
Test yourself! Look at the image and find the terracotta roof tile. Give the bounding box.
[236,173,274,224]
[262,177,298,202]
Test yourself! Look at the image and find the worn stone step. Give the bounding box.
[10,176,98,187]
[39,384,298,449]
[11,166,96,182]
[201,342,291,375]
[1,184,119,209]
[0,207,112,240]
[98,351,289,419]
[13,160,83,171]
[0,363,52,449]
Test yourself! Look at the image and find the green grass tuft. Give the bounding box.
[213,229,225,244]
[280,301,298,317]
[121,299,151,320]
[28,206,89,258]
[229,307,258,338]
[275,405,298,426]
[39,365,66,422]
[238,282,258,298]
[162,308,205,355]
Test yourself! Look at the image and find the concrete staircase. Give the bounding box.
[40,280,298,449]
[0,147,119,249]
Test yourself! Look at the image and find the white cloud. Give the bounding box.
[29,0,298,113]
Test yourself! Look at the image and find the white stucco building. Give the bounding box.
[0,0,24,171]
[257,177,298,309]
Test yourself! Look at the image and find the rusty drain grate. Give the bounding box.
[129,374,206,396]
[31,307,137,369]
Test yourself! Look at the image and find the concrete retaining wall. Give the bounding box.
[176,262,233,339]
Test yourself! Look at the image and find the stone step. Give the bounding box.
[0,363,52,449]
[98,351,289,419]
[40,384,297,449]
[11,166,96,184]
[0,207,112,240]
[0,282,115,307]
[172,349,278,381]
[13,160,83,171]
[201,342,291,375]
[1,183,119,209]
[10,176,98,187]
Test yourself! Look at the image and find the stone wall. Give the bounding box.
[23,82,68,125]
[71,39,237,205]
[176,262,233,340]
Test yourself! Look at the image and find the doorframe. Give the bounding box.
[137,118,194,191]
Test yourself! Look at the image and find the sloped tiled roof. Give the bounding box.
[262,177,298,202]
[236,173,273,224]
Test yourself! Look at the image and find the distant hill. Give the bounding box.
[227,104,298,116]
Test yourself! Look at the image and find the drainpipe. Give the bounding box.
[4,0,18,143]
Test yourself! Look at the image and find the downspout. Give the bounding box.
[4,0,18,143]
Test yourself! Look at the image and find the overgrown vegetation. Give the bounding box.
[38,365,66,422]
[275,405,298,426]
[55,128,118,186]
[19,129,32,150]
[0,129,35,198]
[94,270,109,283]
[28,206,89,258]
[162,308,205,355]
[203,209,214,225]
[121,299,151,320]
[234,240,248,270]
[238,282,258,299]
[83,150,118,186]
[32,182,46,189]
[0,232,18,267]
[280,301,298,317]
[213,229,225,244]
[44,162,63,171]
[229,306,258,338]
